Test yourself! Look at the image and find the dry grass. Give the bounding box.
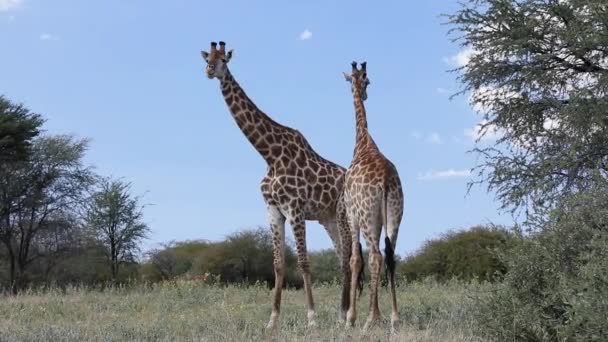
[0,279,489,341]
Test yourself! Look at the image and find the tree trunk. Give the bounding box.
[8,248,17,294]
[109,238,117,283]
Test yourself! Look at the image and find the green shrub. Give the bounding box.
[476,188,608,341]
[398,225,515,282]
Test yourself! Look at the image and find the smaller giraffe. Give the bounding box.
[342,61,404,332]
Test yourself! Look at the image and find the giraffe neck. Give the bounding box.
[219,69,287,165]
[352,87,374,155]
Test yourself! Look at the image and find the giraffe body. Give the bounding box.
[342,62,404,332]
[201,42,352,329]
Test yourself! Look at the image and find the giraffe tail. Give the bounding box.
[384,236,396,288]
[356,241,365,299]
[383,173,396,288]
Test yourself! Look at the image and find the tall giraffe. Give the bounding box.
[342,61,404,332]
[200,41,352,329]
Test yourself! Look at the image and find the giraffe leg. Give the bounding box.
[290,214,316,327]
[337,201,353,323]
[320,219,351,322]
[385,186,403,333]
[266,205,286,330]
[346,219,361,328]
[363,246,382,332]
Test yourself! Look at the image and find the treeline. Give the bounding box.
[140,225,515,287]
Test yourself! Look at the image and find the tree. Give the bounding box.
[0,135,94,292]
[448,1,608,339]
[0,96,43,163]
[448,0,608,216]
[87,178,149,282]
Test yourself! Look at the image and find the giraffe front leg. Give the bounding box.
[266,205,286,331]
[290,214,316,328]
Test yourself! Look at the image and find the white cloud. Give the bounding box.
[40,33,59,41]
[464,119,503,142]
[411,131,422,140]
[0,0,22,11]
[436,87,451,95]
[444,47,476,68]
[418,169,471,181]
[299,29,312,41]
[427,132,443,144]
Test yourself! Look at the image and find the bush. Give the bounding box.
[141,228,303,288]
[398,225,515,282]
[476,188,608,341]
[309,249,343,284]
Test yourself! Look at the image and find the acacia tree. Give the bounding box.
[0,135,93,292]
[448,1,608,339]
[0,96,43,163]
[448,0,608,217]
[87,178,149,282]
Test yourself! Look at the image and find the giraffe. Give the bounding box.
[200,41,352,329]
[342,61,404,332]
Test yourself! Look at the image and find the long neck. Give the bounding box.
[352,86,374,154]
[219,69,286,165]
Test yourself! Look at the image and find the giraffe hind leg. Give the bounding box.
[346,218,361,328]
[320,218,352,322]
[385,185,403,333]
[362,212,383,332]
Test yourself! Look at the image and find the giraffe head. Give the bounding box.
[343,61,370,101]
[201,41,234,79]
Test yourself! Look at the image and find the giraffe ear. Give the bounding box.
[343,72,353,83]
[225,49,234,62]
[201,51,210,61]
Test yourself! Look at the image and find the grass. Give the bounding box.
[0,278,489,341]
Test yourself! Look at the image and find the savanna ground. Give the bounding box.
[0,279,489,342]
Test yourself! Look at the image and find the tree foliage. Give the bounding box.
[0,135,94,292]
[0,96,44,163]
[87,178,149,282]
[448,0,608,215]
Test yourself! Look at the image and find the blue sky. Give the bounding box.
[0,0,511,256]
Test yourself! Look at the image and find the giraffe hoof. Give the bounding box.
[306,309,317,328]
[338,310,347,323]
[362,317,379,332]
[391,315,399,334]
[265,319,278,331]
